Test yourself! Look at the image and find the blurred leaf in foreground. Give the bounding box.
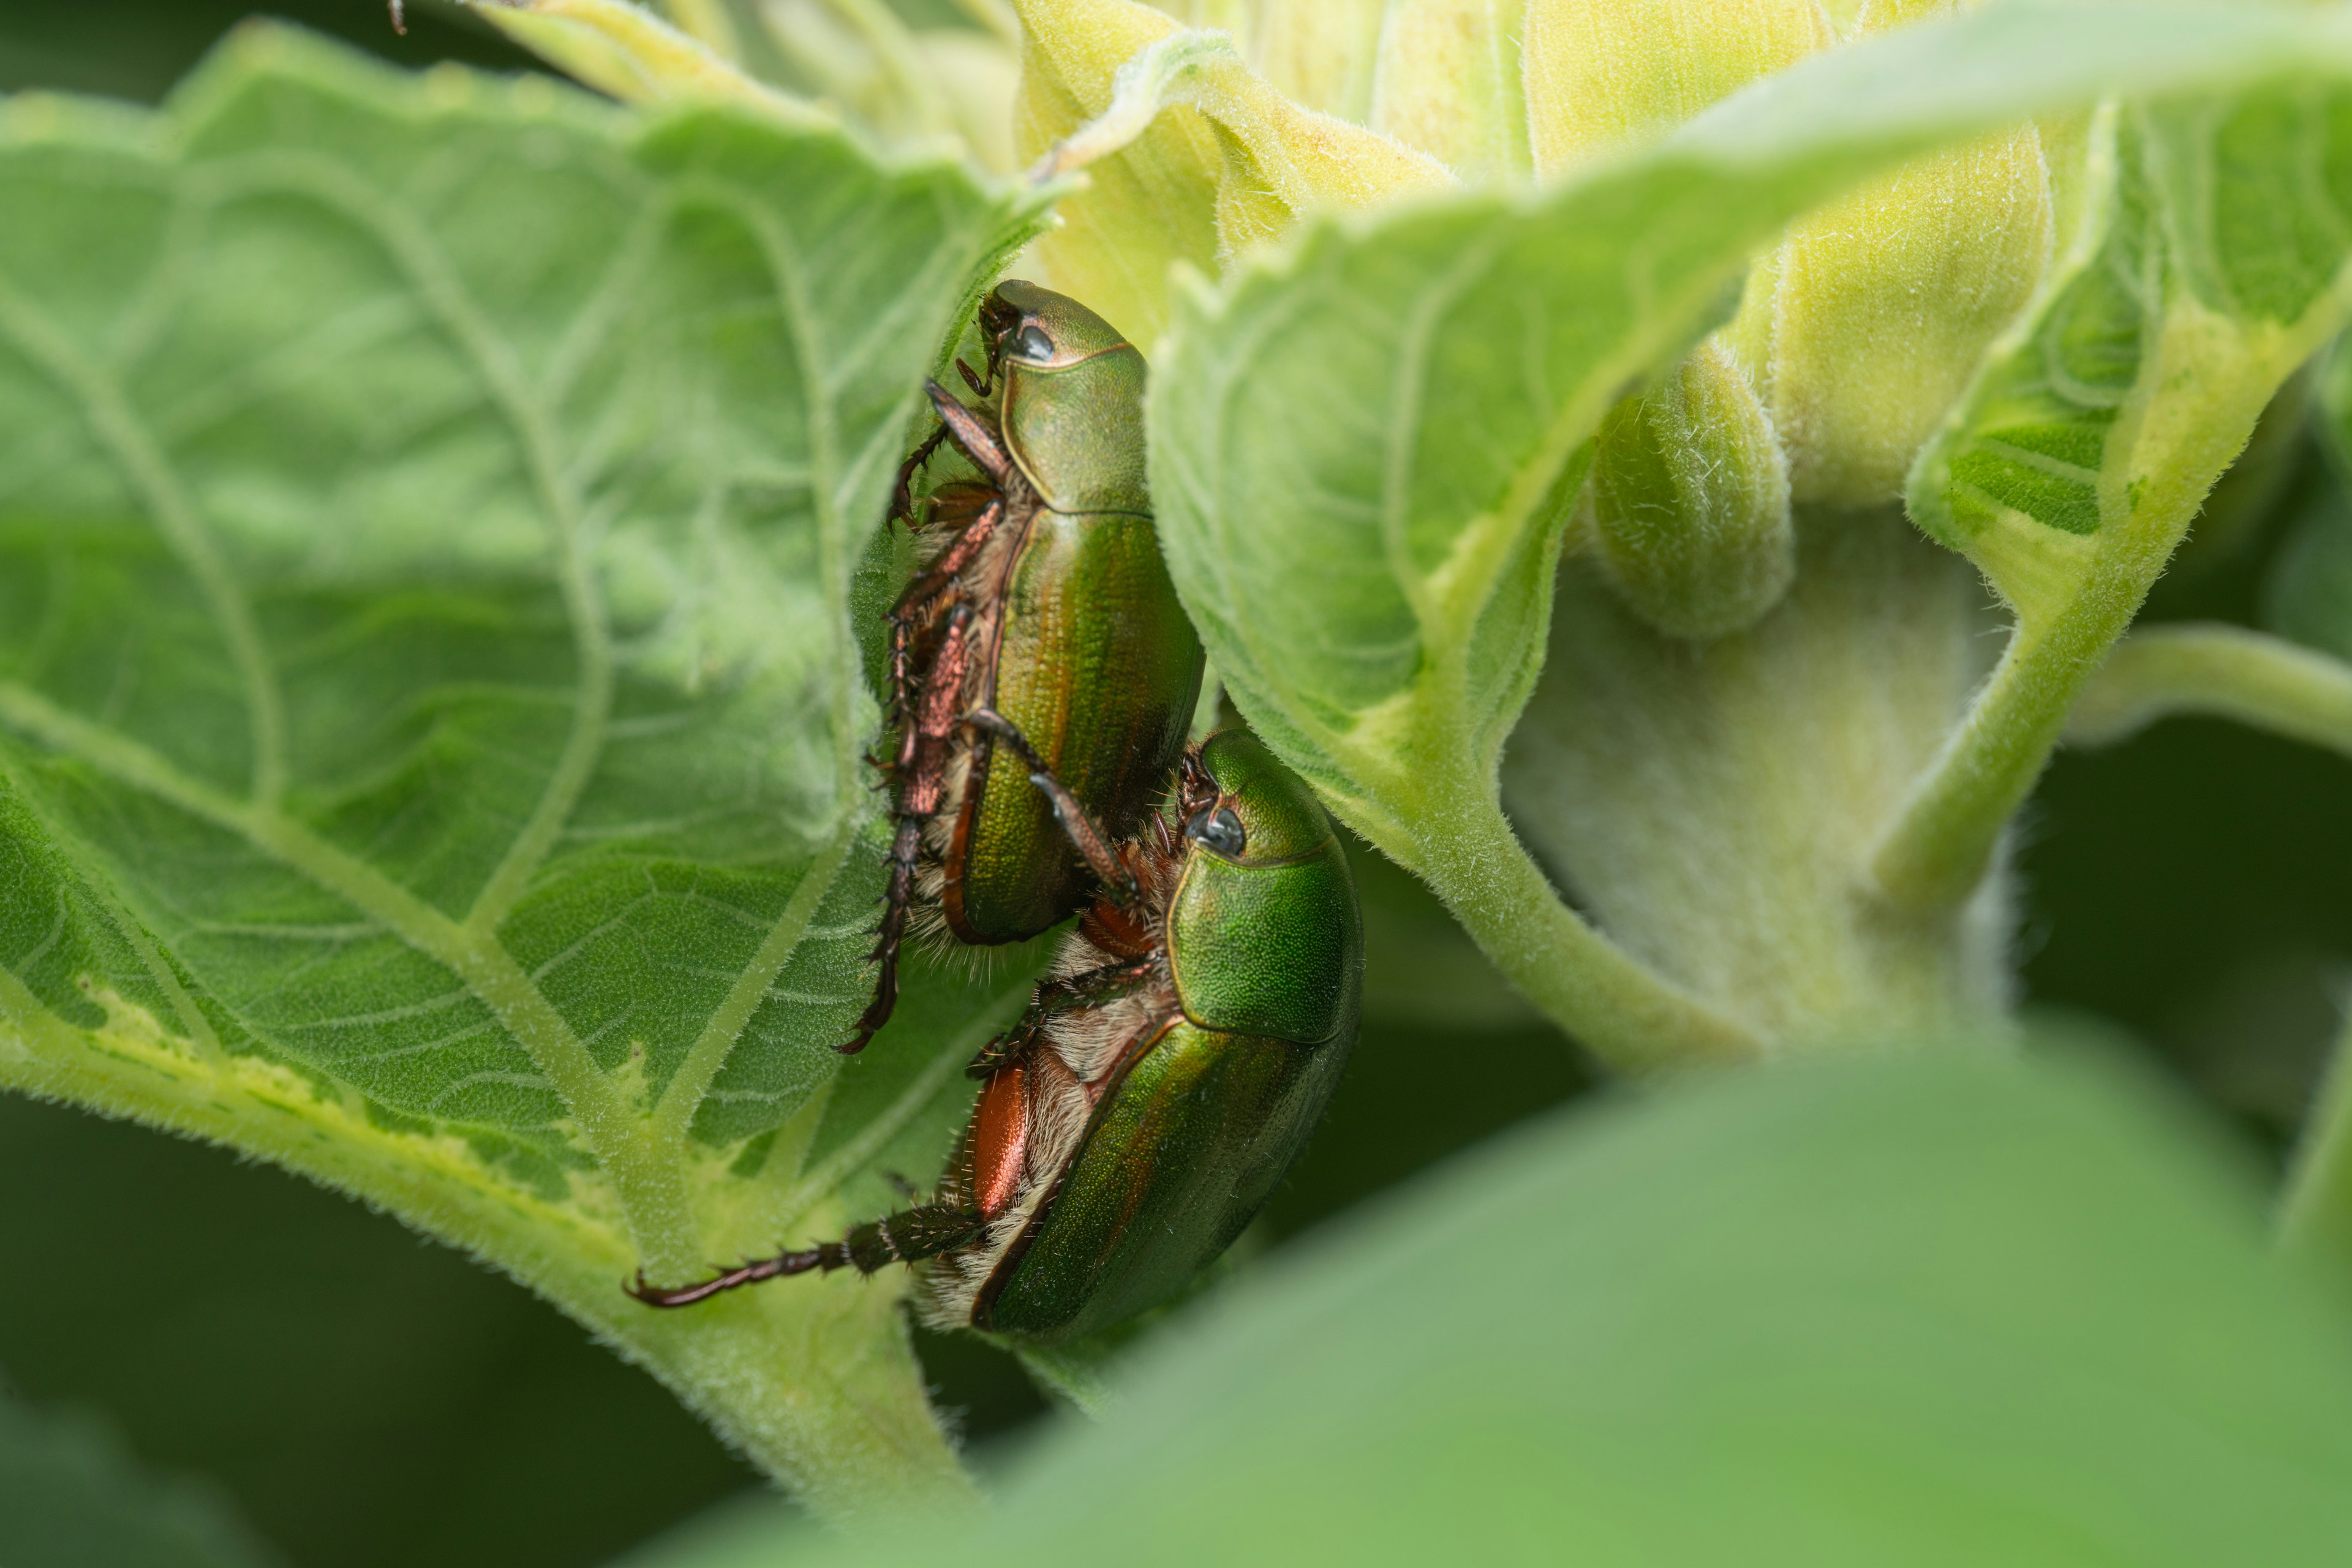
[698,1044,2352,1566]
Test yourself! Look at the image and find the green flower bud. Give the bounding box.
[1521,0,1831,176]
[1366,0,1534,184]
[1585,339,1797,641]
[1734,0,2056,505]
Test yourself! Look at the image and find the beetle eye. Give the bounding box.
[1011,323,1055,363]
[1186,805,1246,857]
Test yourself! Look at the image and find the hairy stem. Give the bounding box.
[1866,537,2171,913]
[1871,307,2318,914]
[1414,768,1761,1073]
[2067,624,2352,758]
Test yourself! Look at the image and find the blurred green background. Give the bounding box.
[3,4,2348,1565]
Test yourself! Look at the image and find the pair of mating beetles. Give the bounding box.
[630,284,1363,1344]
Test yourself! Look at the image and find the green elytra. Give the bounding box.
[633,733,1363,1346]
[843,281,1204,1054]
[974,731,1362,1341]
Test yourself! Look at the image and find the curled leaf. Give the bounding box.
[1016,0,1452,341]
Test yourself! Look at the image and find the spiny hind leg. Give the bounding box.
[627,1204,986,1306]
[846,607,979,1055]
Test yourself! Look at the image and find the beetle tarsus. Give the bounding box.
[841,813,923,1054]
[889,420,952,525]
[627,1204,987,1308]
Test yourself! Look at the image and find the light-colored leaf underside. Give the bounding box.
[0,24,1039,1507]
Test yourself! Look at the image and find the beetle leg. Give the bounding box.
[962,707,1141,905]
[893,497,1002,619]
[924,380,1016,488]
[956,356,987,397]
[625,1204,987,1306]
[965,956,1157,1079]
[883,497,995,748]
[889,419,952,526]
[845,608,978,1055]
[1032,956,1159,1011]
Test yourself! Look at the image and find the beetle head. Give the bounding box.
[1166,733,1363,1048]
[985,280,1129,369]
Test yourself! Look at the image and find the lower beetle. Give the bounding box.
[631,731,1361,1344]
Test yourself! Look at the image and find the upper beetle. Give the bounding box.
[847,281,1204,1054]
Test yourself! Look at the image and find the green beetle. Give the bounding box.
[631,732,1362,1344]
[846,281,1205,1054]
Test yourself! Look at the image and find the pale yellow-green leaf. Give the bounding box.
[465,0,827,123]
[1015,0,1450,342]
[1760,124,2054,505]
[1365,0,1533,183]
[1250,0,1389,123]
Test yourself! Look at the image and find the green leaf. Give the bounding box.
[1150,0,2352,1063]
[729,1046,2352,1566]
[1888,80,2352,908]
[0,23,1042,1510]
[0,1394,280,1568]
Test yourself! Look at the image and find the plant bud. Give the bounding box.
[1366,0,1534,184]
[1586,339,1796,640]
[1521,0,1831,176]
[1251,0,1389,124]
[1739,0,2056,505]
